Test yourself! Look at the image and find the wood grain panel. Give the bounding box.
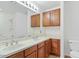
[26,51,37,58]
[25,45,37,56]
[51,39,60,56]
[7,51,24,58]
[43,11,51,26]
[31,14,40,27]
[38,46,45,58]
[51,9,60,26]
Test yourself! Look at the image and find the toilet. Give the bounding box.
[69,40,79,58]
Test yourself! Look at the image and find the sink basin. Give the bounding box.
[2,44,23,51]
[0,44,24,55]
[0,46,6,51]
[0,36,51,57]
[0,43,7,51]
[0,39,35,56]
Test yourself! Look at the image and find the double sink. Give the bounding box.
[0,35,50,58]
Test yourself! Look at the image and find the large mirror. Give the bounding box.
[0,1,27,41]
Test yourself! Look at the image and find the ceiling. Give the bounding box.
[0,1,30,14]
[31,1,61,12]
[0,1,60,14]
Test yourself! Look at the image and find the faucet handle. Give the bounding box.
[11,40,18,46]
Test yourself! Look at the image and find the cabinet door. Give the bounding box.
[45,39,52,57]
[38,46,45,58]
[26,51,37,58]
[43,11,51,26]
[45,44,49,57]
[57,40,60,56]
[7,51,24,58]
[51,39,60,56]
[51,9,60,26]
[31,14,40,27]
[31,15,36,27]
[36,14,40,26]
[48,39,52,53]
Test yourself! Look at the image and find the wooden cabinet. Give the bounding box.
[38,41,45,58]
[31,8,60,27]
[43,11,51,26]
[47,39,52,53]
[26,51,37,58]
[31,14,40,27]
[45,44,49,57]
[25,45,37,58]
[38,46,45,58]
[38,41,45,48]
[45,39,52,57]
[51,9,60,26]
[43,8,60,27]
[7,39,60,58]
[51,39,60,56]
[7,51,24,58]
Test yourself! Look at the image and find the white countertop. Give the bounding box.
[0,35,60,58]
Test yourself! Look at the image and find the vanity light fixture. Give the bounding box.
[16,1,39,12]
[21,1,38,11]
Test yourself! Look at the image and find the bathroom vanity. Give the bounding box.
[6,38,60,58]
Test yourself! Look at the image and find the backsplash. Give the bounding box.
[44,27,60,35]
[30,26,60,38]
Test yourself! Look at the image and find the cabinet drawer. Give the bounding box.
[38,41,45,48]
[7,51,24,58]
[25,51,37,58]
[25,45,37,56]
[51,39,60,56]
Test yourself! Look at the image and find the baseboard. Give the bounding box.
[50,53,60,57]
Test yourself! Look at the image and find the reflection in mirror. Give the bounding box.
[0,12,15,41]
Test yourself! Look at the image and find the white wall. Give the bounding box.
[64,1,79,55]
[26,10,42,36]
[26,10,34,34]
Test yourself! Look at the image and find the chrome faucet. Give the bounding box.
[10,40,18,46]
